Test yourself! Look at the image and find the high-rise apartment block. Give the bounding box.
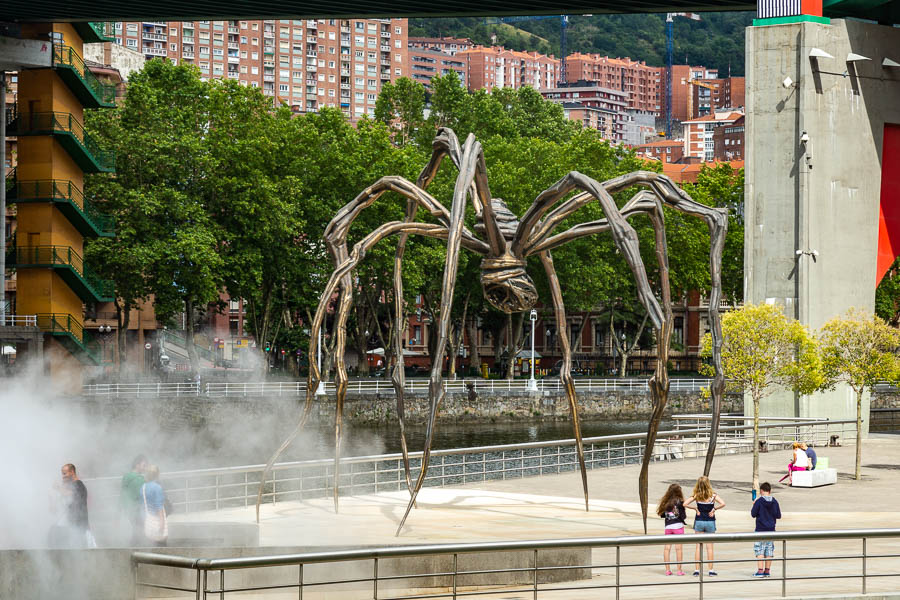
[565,54,662,117]
[663,64,718,123]
[408,44,468,91]
[112,18,409,120]
[460,46,560,91]
[408,36,472,55]
[690,76,745,119]
[542,81,629,141]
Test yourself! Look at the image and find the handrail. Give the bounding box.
[10,179,115,234]
[52,44,116,106]
[35,312,103,362]
[8,110,115,170]
[15,245,114,298]
[134,528,900,570]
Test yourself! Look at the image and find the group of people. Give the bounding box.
[656,475,782,578]
[782,442,818,485]
[121,454,170,546]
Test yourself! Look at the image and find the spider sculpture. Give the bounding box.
[257,128,728,535]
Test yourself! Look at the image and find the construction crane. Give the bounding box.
[665,12,701,138]
[486,15,570,84]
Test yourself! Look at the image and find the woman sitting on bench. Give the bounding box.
[779,442,810,485]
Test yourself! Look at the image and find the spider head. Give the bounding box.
[481,257,538,314]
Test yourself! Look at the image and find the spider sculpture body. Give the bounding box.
[258,128,728,535]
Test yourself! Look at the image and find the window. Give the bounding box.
[170,43,177,51]
[328,74,335,82]
[170,28,177,35]
[328,31,336,40]
[251,22,258,30]
[126,38,137,47]
[395,39,401,48]
[240,65,247,73]
[279,84,289,92]
[251,37,258,45]
[673,317,684,347]
[413,326,422,344]
[395,26,402,34]
[251,66,259,74]
[241,36,247,43]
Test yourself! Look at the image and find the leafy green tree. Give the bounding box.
[374,77,427,145]
[701,303,822,493]
[819,309,900,480]
[875,258,900,326]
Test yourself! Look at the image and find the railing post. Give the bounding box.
[781,539,787,597]
[533,548,539,600]
[373,557,378,600]
[219,569,224,600]
[452,553,458,600]
[698,542,704,600]
[615,545,620,600]
[298,563,303,600]
[862,537,867,595]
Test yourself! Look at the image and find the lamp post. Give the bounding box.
[315,326,326,396]
[527,309,538,391]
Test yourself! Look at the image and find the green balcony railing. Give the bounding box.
[15,245,114,302]
[53,44,117,108]
[8,177,115,238]
[35,313,103,364]
[73,22,114,44]
[7,110,115,173]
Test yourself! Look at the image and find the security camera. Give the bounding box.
[782,76,794,89]
[800,131,810,143]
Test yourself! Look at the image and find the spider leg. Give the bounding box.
[395,136,481,536]
[604,172,728,477]
[539,250,589,511]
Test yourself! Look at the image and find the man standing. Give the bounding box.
[50,464,91,548]
[121,455,148,545]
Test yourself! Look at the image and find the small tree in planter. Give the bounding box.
[818,309,900,480]
[701,303,822,494]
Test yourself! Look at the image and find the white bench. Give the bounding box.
[791,468,837,487]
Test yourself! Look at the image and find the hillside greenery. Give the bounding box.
[409,12,753,77]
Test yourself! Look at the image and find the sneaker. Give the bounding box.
[692,571,700,577]
[763,571,771,578]
[676,571,686,576]
[708,571,717,577]
[753,571,765,578]
[666,571,673,576]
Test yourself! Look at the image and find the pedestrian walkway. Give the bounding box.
[165,435,900,599]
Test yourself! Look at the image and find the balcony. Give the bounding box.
[36,313,103,365]
[262,89,275,96]
[340,26,351,33]
[307,36,318,43]
[307,20,318,28]
[381,45,391,52]
[227,73,239,80]
[7,174,115,238]
[15,246,114,303]
[7,111,115,173]
[228,26,239,33]
[306,65,317,72]
[143,21,167,26]
[143,47,167,57]
[381,59,391,66]
[228,56,240,64]
[340,83,350,89]
[380,31,391,38]
[52,45,116,108]
[263,75,275,82]
[306,53,317,59]
[182,51,195,59]
[73,22,113,43]
[142,32,166,41]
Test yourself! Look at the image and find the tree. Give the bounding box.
[700,303,822,493]
[374,77,426,145]
[818,309,900,480]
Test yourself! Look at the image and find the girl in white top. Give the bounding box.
[788,441,810,485]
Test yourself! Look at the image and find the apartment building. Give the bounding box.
[663,64,718,123]
[634,139,685,164]
[542,81,629,141]
[460,46,560,92]
[714,115,745,161]
[408,36,472,55]
[690,76,745,119]
[683,110,744,162]
[565,53,662,117]
[408,45,467,91]
[112,18,409,121]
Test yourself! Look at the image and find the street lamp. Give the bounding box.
[315,326,327,396]
[527,309,538,392]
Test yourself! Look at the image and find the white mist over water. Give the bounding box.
[0,366,389,549]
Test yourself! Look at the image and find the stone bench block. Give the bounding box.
[792,468,837,487]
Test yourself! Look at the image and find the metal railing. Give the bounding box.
[6,110,115,170]
[85,418,854,518]
[83,382,201,398]
[0,314,37,327]
[134,528,900,600]
[203,377,719,398]
[52,44,117,106]
[9,178,115,234]
[15,245,114,299]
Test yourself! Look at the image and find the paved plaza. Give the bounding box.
[168,435,900,599]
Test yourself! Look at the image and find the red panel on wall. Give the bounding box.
[800,0,822,16]
[877,123,900,284]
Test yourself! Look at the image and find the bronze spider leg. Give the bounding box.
[603,172,728,477]
[254,175,487,521]
[393,130,466,504]
[395,135,486,536]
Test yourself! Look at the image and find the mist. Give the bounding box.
[0,365,389,549]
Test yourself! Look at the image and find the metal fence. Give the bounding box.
[133,528,900,600]
[86,418,854,518]
[82,378,718,398]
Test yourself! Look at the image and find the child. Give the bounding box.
[684,475,726,577]
[656,483,687,576]
[750,482,781,577]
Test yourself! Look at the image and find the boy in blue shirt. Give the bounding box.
[751,482,781,577]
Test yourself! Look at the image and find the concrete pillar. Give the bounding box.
[745,19,900,432]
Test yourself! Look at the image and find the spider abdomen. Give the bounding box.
[481,256,538,314]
